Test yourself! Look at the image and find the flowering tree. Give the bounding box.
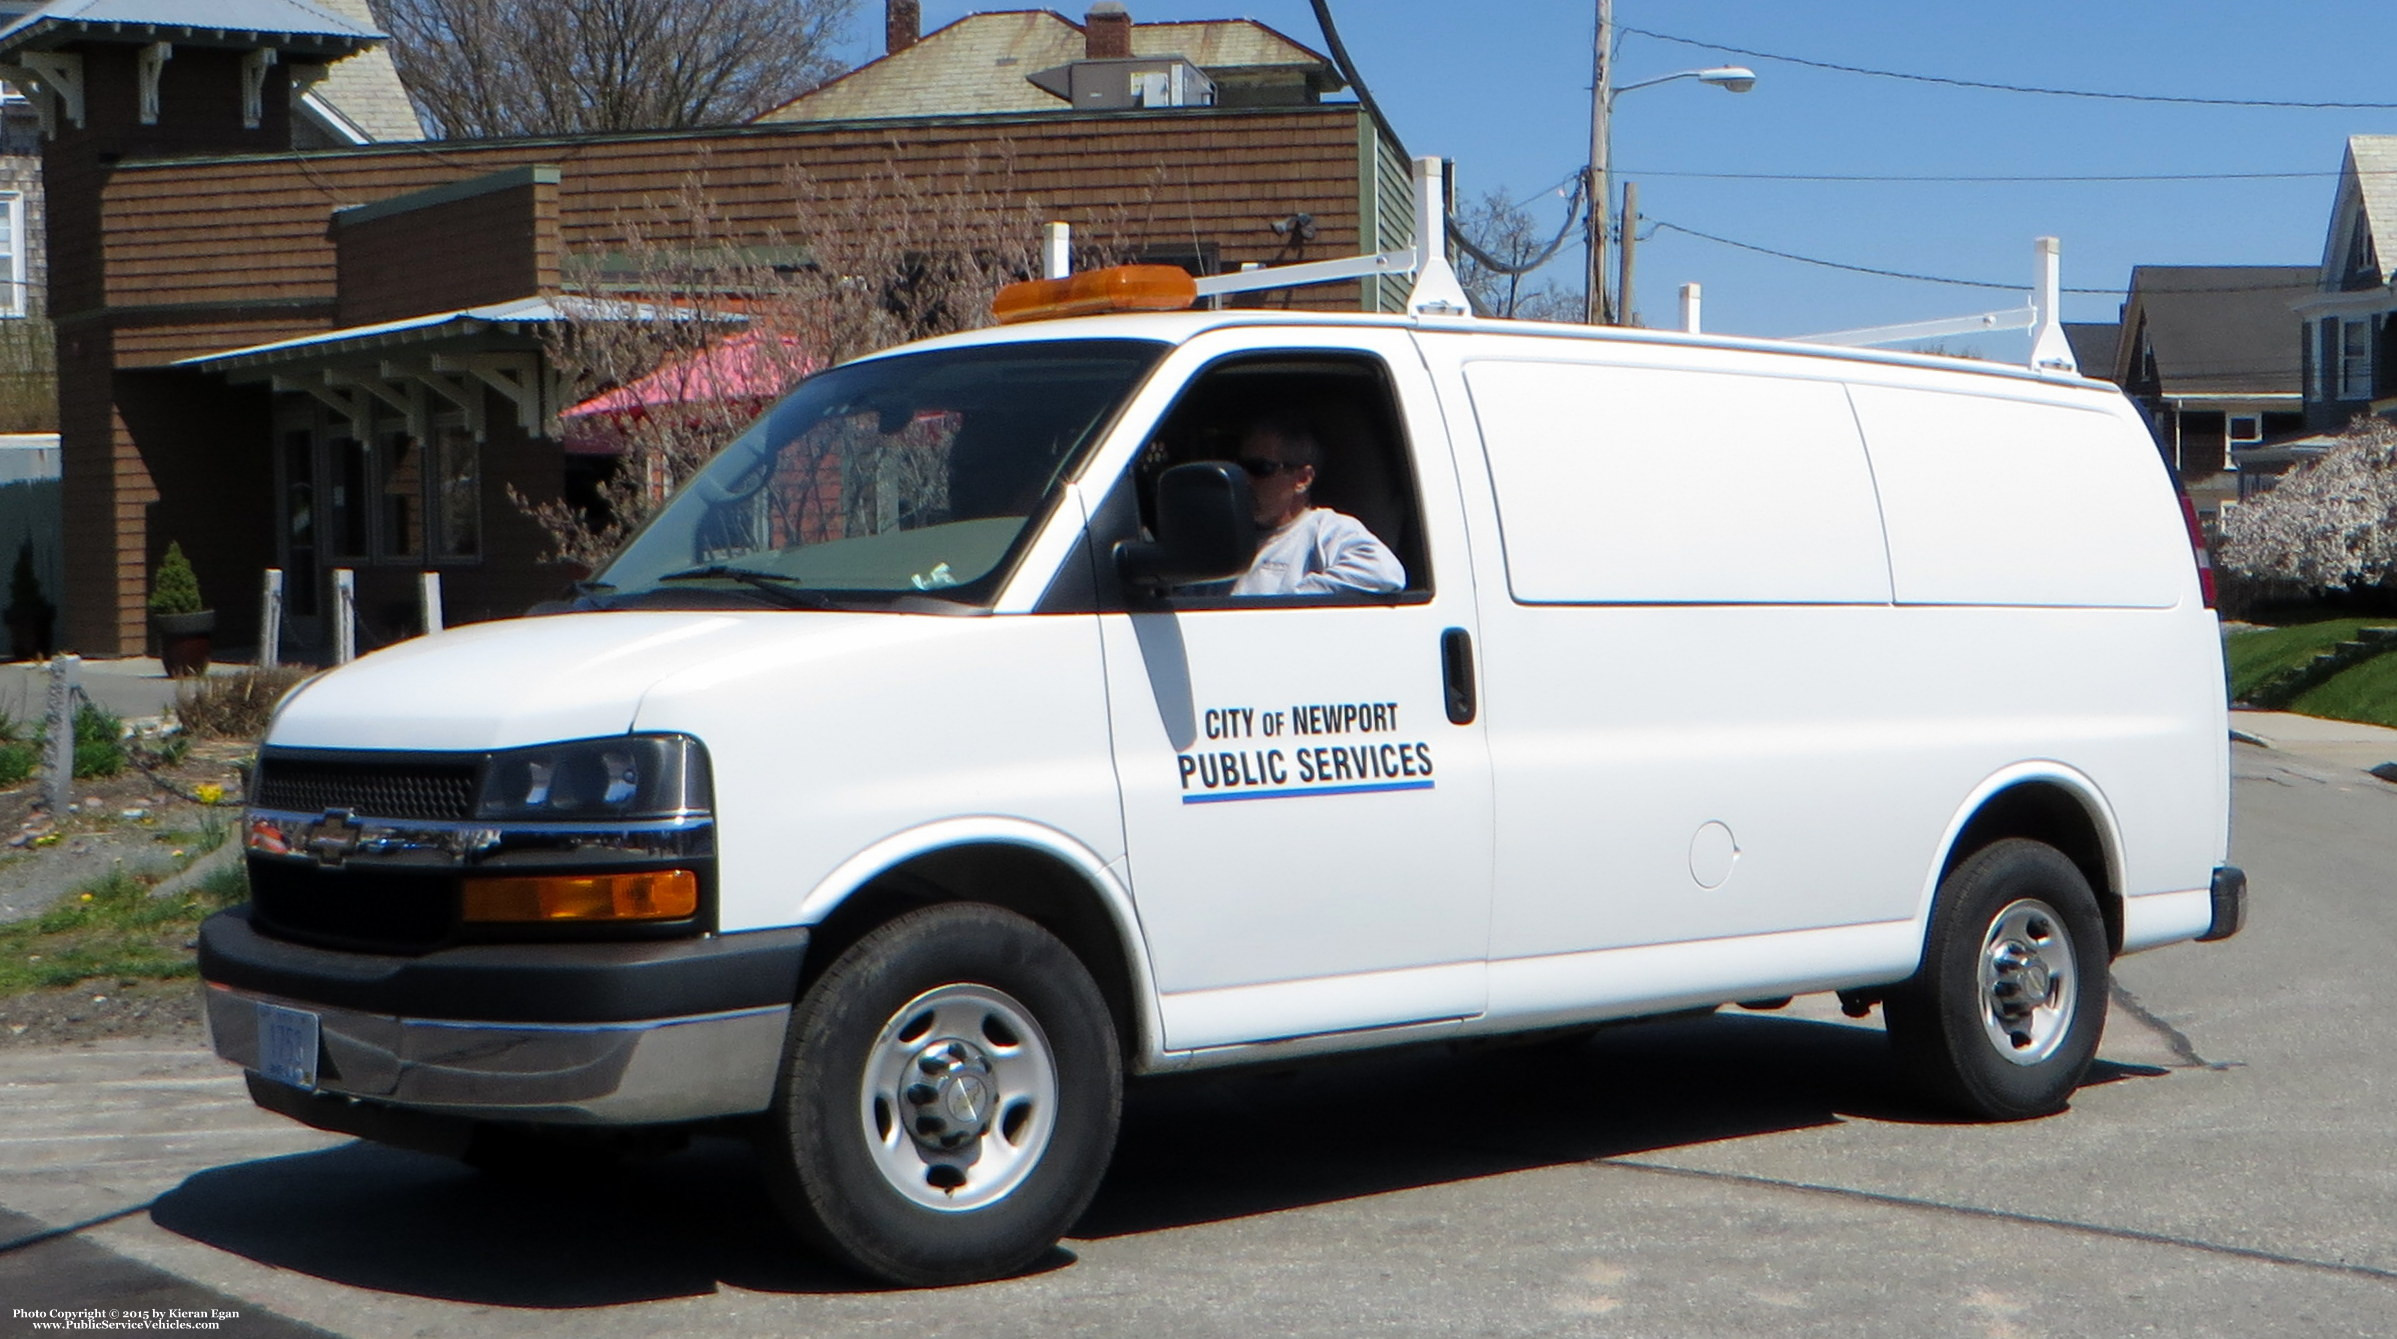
[2219,416,2397,593]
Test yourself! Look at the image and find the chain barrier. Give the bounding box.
[67,682,241,808]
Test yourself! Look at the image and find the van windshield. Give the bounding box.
[592,340,1164,610]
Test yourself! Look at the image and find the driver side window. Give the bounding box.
[1133,352,1431,603]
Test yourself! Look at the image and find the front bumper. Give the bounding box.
[200,907,808,1124]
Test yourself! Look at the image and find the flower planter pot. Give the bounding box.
[154,609,216,678]
[4,607,51,661]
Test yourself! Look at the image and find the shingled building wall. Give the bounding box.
[59,103,1388,653]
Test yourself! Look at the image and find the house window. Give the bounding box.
[2228,414,2262,445]
[0,192,22,318]
[2345,222,2381,290]
[2341,319,2374,399]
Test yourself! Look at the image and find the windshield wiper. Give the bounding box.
[655,565,836,609]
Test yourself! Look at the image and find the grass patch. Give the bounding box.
[2224,618,2387,700]
[0,863,247,995]
[152,812,233,855]
[2286,653,2397,730]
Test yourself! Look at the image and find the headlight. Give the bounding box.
[476,735,712,821]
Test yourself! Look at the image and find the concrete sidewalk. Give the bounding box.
[0,657,252,725]
[2230,707,2397,778]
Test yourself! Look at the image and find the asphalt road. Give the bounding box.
[1,741,2390,1337]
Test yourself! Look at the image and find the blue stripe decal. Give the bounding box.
[1182,780,1435,804]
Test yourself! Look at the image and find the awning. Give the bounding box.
[560,330,811,454]
[176,296,739,442]
[565,330,810,416]
[2231,434,2337,470]
[0,0,381,60]
[177,296,730,375]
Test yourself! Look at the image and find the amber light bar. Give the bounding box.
[992,265,1197,324]
[462,870,700,923]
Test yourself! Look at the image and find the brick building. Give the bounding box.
[1,2,1409,659]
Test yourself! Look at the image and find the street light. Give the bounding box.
[1585,9,1758,324]
[1614,66,1758,98]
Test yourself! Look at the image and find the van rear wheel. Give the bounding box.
[759,904,1121,1286]
[1885,839,2107,1120]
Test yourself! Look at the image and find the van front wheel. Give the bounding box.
[1885,839,2107,1120]
[760,904,1121,1287]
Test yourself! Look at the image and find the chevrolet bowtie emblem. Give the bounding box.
[303,810,364,868]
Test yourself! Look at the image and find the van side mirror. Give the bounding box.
[1114,461,1257,592]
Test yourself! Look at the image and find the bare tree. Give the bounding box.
[1453,187,1581,322]
[518,152,1142,569]
[0,318,55,432]
[379,0,857,138]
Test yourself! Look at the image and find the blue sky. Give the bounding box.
[842,2,2397,359]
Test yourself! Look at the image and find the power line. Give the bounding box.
[1651,219,2109,291]
[1620,23,2397,110]
[1644,219,2327,295]
[1451,178,1586,278]
[1618,167,2348,183]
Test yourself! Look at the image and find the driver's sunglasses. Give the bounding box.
[1238,457,1293,479]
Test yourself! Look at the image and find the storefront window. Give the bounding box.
[328,436,370,560]
[280,428,318,616]
[431,427,480,560]
[378,430,423,559]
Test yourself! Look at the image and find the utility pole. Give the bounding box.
[1617,179,1639,327]
[1585,0,1613,324]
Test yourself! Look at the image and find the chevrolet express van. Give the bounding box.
[201,280,2242,1285]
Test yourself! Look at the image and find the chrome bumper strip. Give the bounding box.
[206,981,789,1125]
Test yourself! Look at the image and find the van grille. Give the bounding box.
[252,756,479,822]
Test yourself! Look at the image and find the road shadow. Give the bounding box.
[1083,1009,2163,1237]
[150,1010,2165,1305]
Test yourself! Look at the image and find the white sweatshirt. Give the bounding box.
[1229,508,1406,596]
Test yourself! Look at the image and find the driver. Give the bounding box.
[1229,416,1404,596]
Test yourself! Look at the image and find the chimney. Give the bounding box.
[886,0,920,55]
[1085,2,1132,59]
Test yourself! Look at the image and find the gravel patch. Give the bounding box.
[0,977,205,1048]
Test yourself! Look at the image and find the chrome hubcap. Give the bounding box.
[860,984,1056,1211]
[1979,897,2078,1066]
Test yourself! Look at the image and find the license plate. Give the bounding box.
[257,1001,320,1090]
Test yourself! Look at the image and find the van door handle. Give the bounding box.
[1440,627,1477,725]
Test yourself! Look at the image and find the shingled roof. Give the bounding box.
[2118,265,2313,397]
[302,0,420,142]
[758,7,1341,123]
[2320,135,2397,287]
[2062,322,2118,382]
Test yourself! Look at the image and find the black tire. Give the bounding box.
[1884,838,2108,1120]
[759,903,1121,1286]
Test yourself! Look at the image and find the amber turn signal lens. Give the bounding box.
[462,870,699,923]
[992,264,1198,324]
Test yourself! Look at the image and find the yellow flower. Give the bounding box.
[195,783,225,805]
[79,892,92,901]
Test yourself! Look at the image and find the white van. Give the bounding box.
[201,275,2242,1287]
